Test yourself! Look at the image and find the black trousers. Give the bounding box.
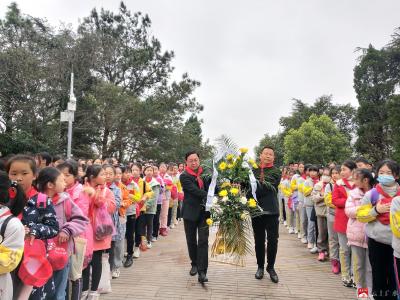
[184,216,209,273]
[177,201,183,219]
[140,214,155,242]
[153,204,162,238]
[125,214,136,255]
[281,198,286,221]
[252,214,279,270]
[135,214,144,247]
[167,207,173,226]
[82,250,103,292]
[368,238,397,300]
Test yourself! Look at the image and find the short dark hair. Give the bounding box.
[342,160,357,171]
[6,155,37,175]
[57,159,79,178]
[83,165,103,183]
[185,151,200,161]
[375,159,400,177]
[36,167,62,193]
[52,155,63,163]
[261,145,275,153]
[308,165,319,172]
[38,152,52,166]
[355,157,370,165]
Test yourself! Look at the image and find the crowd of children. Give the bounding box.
[278,158,400,300]
[0,153,184,300]
[4,151,400,300]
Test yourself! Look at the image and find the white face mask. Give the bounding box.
[322,175,331,183]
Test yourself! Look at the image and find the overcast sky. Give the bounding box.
[1,0,400,154]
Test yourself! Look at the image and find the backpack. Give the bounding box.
[0,215,15,245]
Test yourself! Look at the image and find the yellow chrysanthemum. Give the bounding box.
[219,190,228,197]
[247,198,257,208]
[252,163,258,169]
[226,154,234,161]
[230,188,239,196]
[240,212,248,220]
[227,163,234,169]
[239,148,248,154]
[221,182,231,189]
[248,159,255,165]
[206,218,213,226]
[218,161,227,171]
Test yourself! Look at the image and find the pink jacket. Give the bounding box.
[75,191,94,268]
[89,186,116,251]
[52,192,88,254]
[66,182,83,203]
[345,188,368,248]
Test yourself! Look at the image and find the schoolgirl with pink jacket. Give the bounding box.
[345,168,373,294]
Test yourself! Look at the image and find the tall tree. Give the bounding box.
[283,114,351,165]
[279,95,356,141]
[353,45,397,161]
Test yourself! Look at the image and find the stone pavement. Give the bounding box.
[102,223,356,300]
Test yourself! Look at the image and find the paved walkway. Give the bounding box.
[102,223,356,300]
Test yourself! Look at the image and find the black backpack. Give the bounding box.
[0,215,15,244]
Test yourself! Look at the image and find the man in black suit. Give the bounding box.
[180,151,210,284]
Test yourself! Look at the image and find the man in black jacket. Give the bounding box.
[180,151,211,284]
[250,145,281,283]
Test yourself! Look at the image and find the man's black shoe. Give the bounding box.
[267,268,279,283]
[255,267,264,280]
[189,265,198,276]
[198,271,208,283]
[124,255,133,268]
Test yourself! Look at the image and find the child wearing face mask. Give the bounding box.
[357,160,399,300]
[311,167,330,261]
[345,168,373,297]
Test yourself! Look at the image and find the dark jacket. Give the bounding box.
[180,170,211,222]
[248,166,281,216]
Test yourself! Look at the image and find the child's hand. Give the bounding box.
[58,231,69,243]
[24,225,30,236]
[27,234,35,245]
[376,201,391,214]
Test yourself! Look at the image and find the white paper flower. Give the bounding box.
[222,196,229,202]
[240,197,247,205]
[212,197,219,205]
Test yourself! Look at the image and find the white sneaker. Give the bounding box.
[301,237,308,244]
[283,221,287,226]
[294,229,298,234]
[297,233,302,239]
[81,291,89,300]
[170,224,176,229]
[87,291,100,300]
[112,268,120,279]
[288,227,295,234]
[133,247,140,258]
[147,242,152,249]
[151,236,157,242]
[310,246,318,254]
[307,242,313,249]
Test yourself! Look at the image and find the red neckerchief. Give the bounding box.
[259,163,273,182]
[374,184,400,225]
[51,193,60,206]
[311,177,320,185]
[106,182,112,188]
[342,178,355,190]
[26,186,38,199]
[145,177,152,183]
[301,173,307,180]
[185,166,204,189]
